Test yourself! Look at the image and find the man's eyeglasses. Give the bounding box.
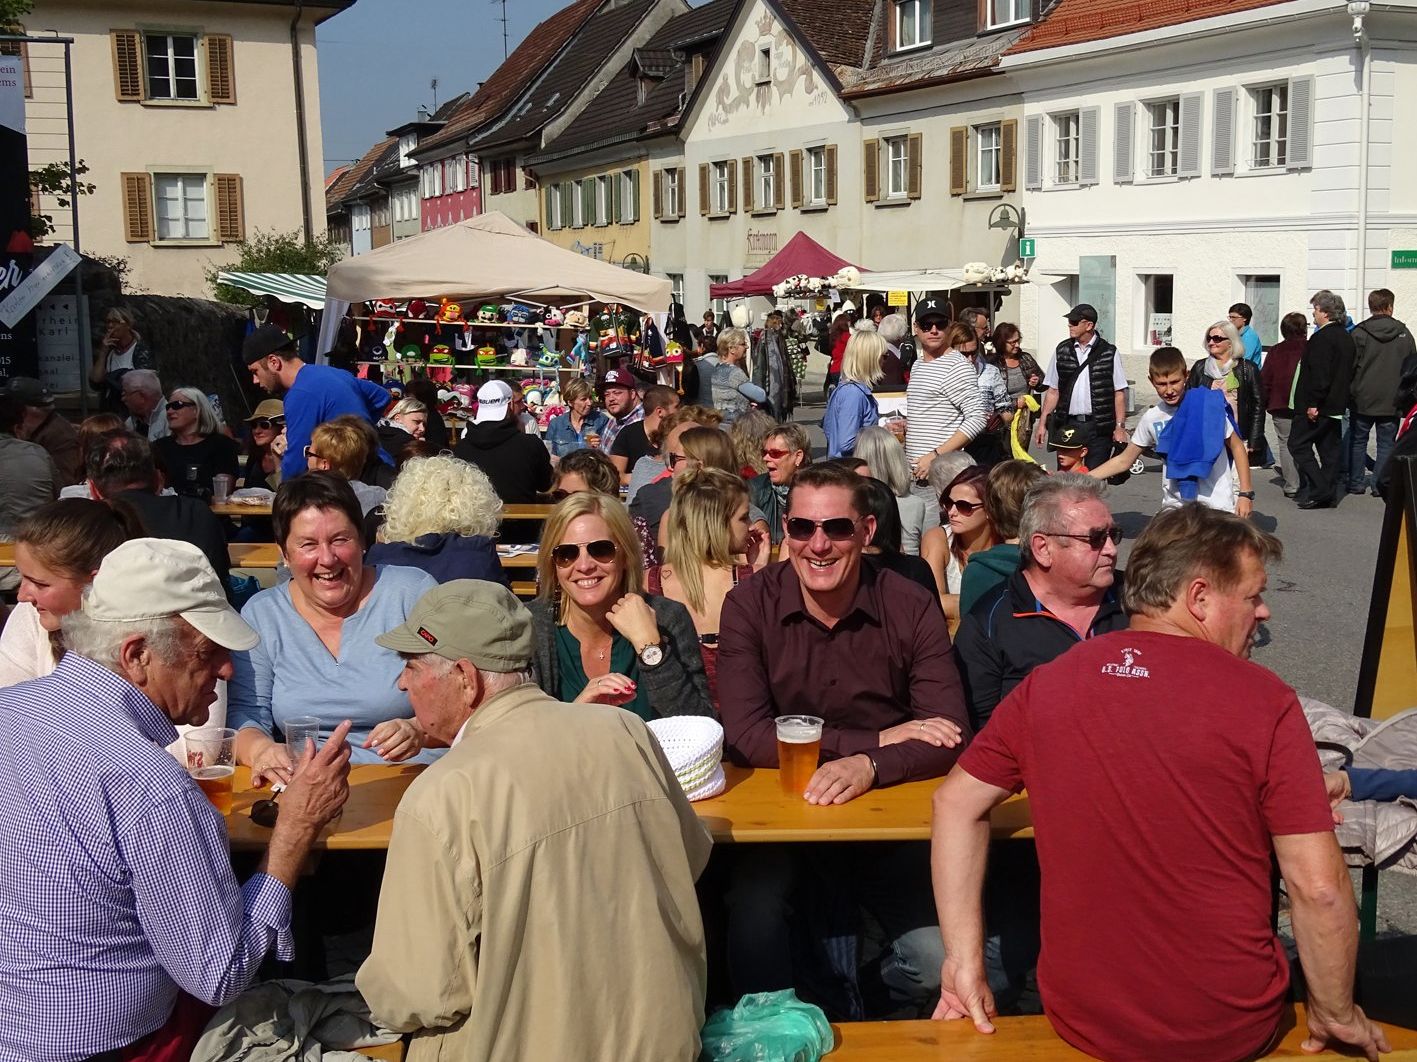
[762,447,793,460]
[942,497,983,516]
[784,516,861,542]
[1044,526,1123,550]
[166,400,196,411]
[1205,334,1228,344]
[251,417,284,431]
[551,539,618,567]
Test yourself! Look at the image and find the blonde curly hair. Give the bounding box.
[377,455,503,543]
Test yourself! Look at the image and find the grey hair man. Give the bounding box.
[933,502,1386,1060]
[120,368,169,442]
[0,538,350,1060]
[358,580,711,1062]
[1289,290,1357,508]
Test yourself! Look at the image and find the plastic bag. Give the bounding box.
[699,990,833,1062]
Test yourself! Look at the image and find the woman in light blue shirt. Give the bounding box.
[229,473,442,785]
[823,331,884,457]
[544,377,611,457]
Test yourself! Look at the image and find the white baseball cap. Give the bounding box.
[473,379,514,424]
[84,538,258,651]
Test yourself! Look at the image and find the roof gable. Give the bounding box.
[326,137,393,209]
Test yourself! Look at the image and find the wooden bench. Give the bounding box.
[354,1042,404,1061]
[827,1006,1417,1059]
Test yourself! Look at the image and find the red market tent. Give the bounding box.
[708,232,861,300]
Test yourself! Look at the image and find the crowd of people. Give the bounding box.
[0,285,1411,1062]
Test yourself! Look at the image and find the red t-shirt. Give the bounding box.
[959,630,1333,1062]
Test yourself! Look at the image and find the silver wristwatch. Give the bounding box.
[637,642,664,668]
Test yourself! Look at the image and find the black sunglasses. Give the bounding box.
[251,417,284,430]
[942,497,983,516]
[667,452,687,469]
[1205,334,1228,344]
[784,516,861,542]
[1045,526,1123,550]
[551,539,618,567]
[166,400,196,411]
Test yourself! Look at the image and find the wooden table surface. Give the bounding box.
[225,763,1030,850]
[211,500,273,518]
[0,543,13,567]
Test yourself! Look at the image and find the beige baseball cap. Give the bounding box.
[85,538,258,651]
[376,579,533,671]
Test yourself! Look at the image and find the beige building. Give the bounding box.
[19,0,351,296]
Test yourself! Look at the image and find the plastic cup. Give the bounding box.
[284,716,321,770]
[212,473,234,503]
[775,715,823,796]
[185,727,237,814]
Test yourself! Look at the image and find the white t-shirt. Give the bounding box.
[1131,401,1236,512]
[1042,338,1129,416]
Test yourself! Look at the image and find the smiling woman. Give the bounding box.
[227,473,443,783]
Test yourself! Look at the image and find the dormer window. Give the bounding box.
[893,0,931,51]
[985,0,1032,30]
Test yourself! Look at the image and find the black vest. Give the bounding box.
[1052,336,1119,432]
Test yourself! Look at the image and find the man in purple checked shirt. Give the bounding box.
[0,539,350,1062]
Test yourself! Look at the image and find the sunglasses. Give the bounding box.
[762,447,794,460]
[942,497,983,516]
[667,452,688,469]
[784,516,861,542]
[919,320,948,333]
[302,445,322,461]
[251,417,284,430]
[1044,526,1124,550]
[551,539,618,567]
[166,400,196,411]
[1205,334,1228,344]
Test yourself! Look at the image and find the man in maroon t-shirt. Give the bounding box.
[930,503,1387,1062]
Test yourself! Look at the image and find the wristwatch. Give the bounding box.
[637,642,664,668]
[1237,490,1256,499]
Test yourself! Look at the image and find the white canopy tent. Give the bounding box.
[855,268,1017,293]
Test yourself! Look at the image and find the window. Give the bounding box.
[595,175,611,226]
[467,157,480,188]
[886,137,909,199]
[1139,273,1174,348]
[1053,112,1079,184]
[1251,84,1288,168]
[1147,99,1180,178]
[710,160,730,213]
[976,123,1001,190]
[454,155,467,193]
[145,33,199,100]
[571,180,586,227]
[755,43,771,84]
[895,1,930,49]
[548,183,564,230]
[756,154,776,211]
[1241,274,1282,345]
[986,0,1030,28]
[398,133,417,169]
[668,273,685,308]
[709,274,728,315]
[619,170,637,223]
[154,173,207,240]
[806,146,827,206]
[664,168,681,216]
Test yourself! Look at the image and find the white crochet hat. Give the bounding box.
[646,717,725,802]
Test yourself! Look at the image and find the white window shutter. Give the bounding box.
[1211,87,1235,176]
[1178,92,1203,178]
[1288,74,1314,170]
[1113,102,1134,184]
[1079,107,1100,186]
[1024,114,1042,191]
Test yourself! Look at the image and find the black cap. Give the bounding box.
[914,297,951,325]
[1065,304,1098,325]
[1047,421,1088,451]
[5,376,53,407]
[241,323,297,365]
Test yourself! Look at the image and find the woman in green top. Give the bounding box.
[527,491,712,720]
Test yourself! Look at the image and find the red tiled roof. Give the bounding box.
[325,137,394,209]
[774,0,874,70]
[1009,0,1288,54]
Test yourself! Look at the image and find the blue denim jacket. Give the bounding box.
[544,409,611,457]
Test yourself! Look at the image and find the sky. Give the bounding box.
[316,0,575,176]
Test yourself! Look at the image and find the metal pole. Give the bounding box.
[62,40,90,418]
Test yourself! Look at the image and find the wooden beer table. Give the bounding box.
[212,500,273,517]
[225,763,1032,851]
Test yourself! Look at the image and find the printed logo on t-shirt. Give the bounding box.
[1100,646,1150,679]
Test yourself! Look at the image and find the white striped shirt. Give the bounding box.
[904,351,989,461]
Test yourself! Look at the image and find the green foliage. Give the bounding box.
[0,0,33,33]
[205,229,344,306]
[28,160,97,240]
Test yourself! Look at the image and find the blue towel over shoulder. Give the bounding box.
[1153,388,1238,501]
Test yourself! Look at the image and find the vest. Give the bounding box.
[1053,336,1119,431]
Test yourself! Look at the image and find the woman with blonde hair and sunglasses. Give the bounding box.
[527,492,711,719]
[153,386,239,500]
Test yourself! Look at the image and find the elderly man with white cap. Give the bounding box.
[357,580,710,1062]
[453,380,552,543]
[0,538,351,1062]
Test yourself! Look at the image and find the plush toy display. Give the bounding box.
[475,344,499,366]
[564,308,589,330]
[429,343,454,365]
[476,304,500,323]
[542,307,565,328]
[437,299,464,323]
[504,303,537,325]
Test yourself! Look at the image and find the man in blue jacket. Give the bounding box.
[241,324,392,480]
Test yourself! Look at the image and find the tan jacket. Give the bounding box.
[356,683,712,1062]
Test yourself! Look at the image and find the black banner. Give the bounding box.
[0,53,37,385]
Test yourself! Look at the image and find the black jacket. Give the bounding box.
[1187,356,1266,451]
[1295,322,1357,418]
[453,417,552,504]
[953,567,1128,731]
[116,489,232,599]
[1351,315,1417,416]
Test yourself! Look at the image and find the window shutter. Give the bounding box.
[825,145,838,205]
[727,158,738,214]
[205,34,236,104]
[741,156,753,212]
[560,183,572,225]
[1177,92,1202,178]
[863,138,879,203]
[1000,120,1017,193]
[907,132,923,199]
[111,30,143,102]
[1113,101,1134,184]
[630,169,640,223]
[1287,74,1314,170]
[653,170,664,220]
[698,163,710,215]
[1024,114,1042,191]
[676,167,686,217]
[948,126,967,196]
[546,185,558,229]
[1210,87,1235,176]
[789,149,803,208]
[609,175,621,225]
[216,174,245,241]
[1079,106,1100,186]
[581,180,594,226]
[773,152,785,210]
[121,172,153,241]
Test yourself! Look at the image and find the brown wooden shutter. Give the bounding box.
[215,174,245,241]
[949,126,968,196]
[111,30,143,102]
[772,152,785,210]
[907,132,923,200]
[121,172,153,241]
[863,138,879,203]
[789,149,803,208]
[1000,118,1018,192]
[698,163,709,215]
[676,167,686,218]
[205,34,236,105]
[825,144,838,205]
[727,159,737,214]
[652,170,663,219]
[741,156,753,212]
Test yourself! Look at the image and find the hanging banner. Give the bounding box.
[0,53,36,384]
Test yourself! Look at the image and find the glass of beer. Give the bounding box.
[775,715,823,797]
[584,430,601,450]
[185,727,237,815]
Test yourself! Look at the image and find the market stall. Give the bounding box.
[708,232,861,301]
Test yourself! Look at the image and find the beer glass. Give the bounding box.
[284,716,320,771]
[212,473,234,503]
[185,727,237,815]
[775,715,823,796]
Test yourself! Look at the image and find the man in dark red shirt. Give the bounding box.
[931,503,1385,1062]
[718,462,970,1016]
